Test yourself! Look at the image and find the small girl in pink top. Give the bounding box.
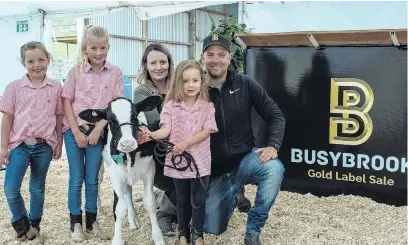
[0,41,63,242]
[141,60,218,245]
[62,25,124,241]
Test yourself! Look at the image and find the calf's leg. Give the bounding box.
[112,189,127,245]
[124,184,140,229]
[143,173,165,245]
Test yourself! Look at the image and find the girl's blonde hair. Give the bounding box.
[76,25,109,70]
[137,42,174,94]
[164,60,209,104]
[20,41,51,65]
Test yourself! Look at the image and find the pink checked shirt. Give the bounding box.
[161,99,218,179]
[0,74,63,151]
[62,62,124,132]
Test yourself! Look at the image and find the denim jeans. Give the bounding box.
[3,143,53,222]
[204,148,285,235]
[64,129,103,215]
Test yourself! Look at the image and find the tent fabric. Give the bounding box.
[0,1,235,20]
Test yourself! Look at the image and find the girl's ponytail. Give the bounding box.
[76,25,109,70]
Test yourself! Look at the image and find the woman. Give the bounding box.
[133,42,177,234]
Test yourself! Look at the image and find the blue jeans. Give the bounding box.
[64,129,103,215]
[204,148,285,235]
[3,143,53,222]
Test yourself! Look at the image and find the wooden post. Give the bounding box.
[142,20,148,50]
[223,4,229,19]
[188,10,196,59]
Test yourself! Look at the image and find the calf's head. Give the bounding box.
[78,96,161,155]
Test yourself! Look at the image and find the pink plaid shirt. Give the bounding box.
[61,62,124,132]
[0,74,63,150]
[160,99,218,179]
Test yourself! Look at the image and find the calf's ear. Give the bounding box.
[134,95,162,113]
[78,109,107,123]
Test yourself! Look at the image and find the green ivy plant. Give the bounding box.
[207,17,252,72]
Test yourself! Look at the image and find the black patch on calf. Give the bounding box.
[79,96,162,167]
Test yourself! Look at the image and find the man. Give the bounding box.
[201,33,286,245]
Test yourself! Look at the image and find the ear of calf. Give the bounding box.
[78,96,162,156]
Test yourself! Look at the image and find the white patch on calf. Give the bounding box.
[110,100,138,153]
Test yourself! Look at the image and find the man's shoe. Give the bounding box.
[237,187,251,213]
[157,211,175,234]
[155,189,177,235]
[244,233,261,245]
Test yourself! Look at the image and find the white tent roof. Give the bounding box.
[0,1,236,20]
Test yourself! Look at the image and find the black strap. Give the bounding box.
[153,139,208,209]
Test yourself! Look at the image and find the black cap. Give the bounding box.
[202,33,230,52]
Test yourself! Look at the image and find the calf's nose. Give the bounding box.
[120,140,135,148]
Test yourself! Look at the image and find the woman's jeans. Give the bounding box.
[64,129,103,215]
[3,143,53,222]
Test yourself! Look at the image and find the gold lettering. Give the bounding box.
[329,78,374,145]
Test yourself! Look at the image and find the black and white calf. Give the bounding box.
[79,96,165,245]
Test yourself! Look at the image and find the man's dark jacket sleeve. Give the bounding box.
[248,77,286,151]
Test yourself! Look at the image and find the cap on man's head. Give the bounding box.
[202,33,230,52]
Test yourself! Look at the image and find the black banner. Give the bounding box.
[245,46,407,206]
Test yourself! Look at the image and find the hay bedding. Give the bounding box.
[0,155,406,245]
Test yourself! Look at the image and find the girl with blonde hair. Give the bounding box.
[141,60,218,245]
[62,25,124,241]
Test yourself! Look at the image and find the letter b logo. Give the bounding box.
[329,78,374,145]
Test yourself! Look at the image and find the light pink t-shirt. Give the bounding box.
[61,62,124,132]
[0,74,63,150]
[160,99,218,179]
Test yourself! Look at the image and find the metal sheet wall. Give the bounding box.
[148,12,189,66]
[89,8,143,38]
[148,12,189,42]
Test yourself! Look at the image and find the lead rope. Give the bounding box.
[153,140,207,210]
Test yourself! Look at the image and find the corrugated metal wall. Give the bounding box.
[148,12,189,66]
[88,5,230,100]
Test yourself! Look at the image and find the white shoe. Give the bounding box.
[71,223,86,242]
[86,221,110,240]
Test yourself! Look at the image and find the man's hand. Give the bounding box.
[255,146,278,163]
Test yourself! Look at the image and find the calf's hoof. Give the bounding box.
[128,216,140,230]
[112,238,126,245]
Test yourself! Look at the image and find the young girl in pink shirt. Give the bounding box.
[141,60,218,245]
[62,25,124,241]
[0,41,63,242]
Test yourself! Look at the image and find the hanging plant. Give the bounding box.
[208,17,252,72]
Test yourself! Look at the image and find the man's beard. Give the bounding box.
[207,69,225,80]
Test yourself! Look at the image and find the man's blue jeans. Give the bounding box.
[204,147,285,235]
[64,129,103,215]
[3,143,53,222]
